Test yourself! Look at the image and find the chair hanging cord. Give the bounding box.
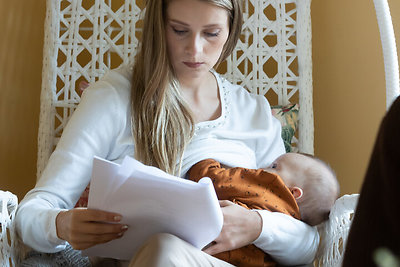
[373,0,400,109]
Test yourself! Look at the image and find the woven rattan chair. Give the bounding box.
[2,0,398,266]
[0,191,20,267]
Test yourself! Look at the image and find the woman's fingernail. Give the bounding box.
[114,215,122,222]
[121,225,128,231]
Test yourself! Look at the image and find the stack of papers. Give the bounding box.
[83,156,223,260]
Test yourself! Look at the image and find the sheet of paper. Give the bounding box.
[83,156,223,260]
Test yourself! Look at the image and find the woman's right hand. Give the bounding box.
[56,208,128,250]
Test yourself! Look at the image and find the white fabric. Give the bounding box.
[254,210,320,266]
[128,233,235,267]
[180,73,286,176]
[16,65,318,264]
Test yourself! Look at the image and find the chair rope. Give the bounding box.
[373,0,400,109]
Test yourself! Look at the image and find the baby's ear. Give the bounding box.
[291,186,303,200]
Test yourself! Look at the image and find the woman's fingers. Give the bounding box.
[68,231,125,250]
[202,227,235,255]
[78,221,128,235]
[56,208,129,250]
[218,200,234,207]
[202,241,225,255]
[72,207,123,223]
[69,209,128,235]
[203,201,262,255]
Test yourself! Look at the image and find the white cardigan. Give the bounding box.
[16,66,319,265]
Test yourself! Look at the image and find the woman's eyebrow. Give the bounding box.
[168,19,188,26]
[168,19,223,28]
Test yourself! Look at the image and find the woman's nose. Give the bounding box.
[185,34,203,56]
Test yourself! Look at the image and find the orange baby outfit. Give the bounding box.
[188,159,301,267]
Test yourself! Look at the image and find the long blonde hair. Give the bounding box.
[131,0,243,175]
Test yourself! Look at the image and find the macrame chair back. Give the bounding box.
[0,191,19,267]
[314,194,359,267]
[37,0,314,179]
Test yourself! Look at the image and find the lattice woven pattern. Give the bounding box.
[0,191,19,267]
[37,0,314,179]
[314,194,359,267]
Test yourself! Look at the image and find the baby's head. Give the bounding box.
[265,153,340,226]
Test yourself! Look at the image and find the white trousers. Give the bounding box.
[128,233,235,267]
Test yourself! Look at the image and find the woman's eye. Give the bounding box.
[173,28,187,35]
[271,163,277,169]
[204,31,219,37]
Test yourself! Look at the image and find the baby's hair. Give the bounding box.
[297,153,340,226]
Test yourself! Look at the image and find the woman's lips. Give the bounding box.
[183,62,203,68]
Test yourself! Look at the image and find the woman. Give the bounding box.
[16,0,319,266]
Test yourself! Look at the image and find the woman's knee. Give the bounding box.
[130,233,185,266]
[145,233,183,253]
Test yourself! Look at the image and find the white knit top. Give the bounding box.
[16,66,318,265]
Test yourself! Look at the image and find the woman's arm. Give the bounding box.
[253,210,319,265]
[15,68,133,252]
[254,93,319,264]
[203,201,319,265]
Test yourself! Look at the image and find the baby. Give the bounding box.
[189,152,339,226]
[188,153,339,267]
[265,152,340,226]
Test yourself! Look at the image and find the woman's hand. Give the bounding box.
[203,200,262,255]
[56,208,128,250]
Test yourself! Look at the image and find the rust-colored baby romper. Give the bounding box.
[188,159,301,267]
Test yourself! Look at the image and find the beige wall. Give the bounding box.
[0,0,46,200]
[313,0,400,195]
[1,1,399,200]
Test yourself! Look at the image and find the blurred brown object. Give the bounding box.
[342,96,400,266]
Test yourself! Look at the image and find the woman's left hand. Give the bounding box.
[202,200,262,255]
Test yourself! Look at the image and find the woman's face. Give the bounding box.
[165,0,230,82]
